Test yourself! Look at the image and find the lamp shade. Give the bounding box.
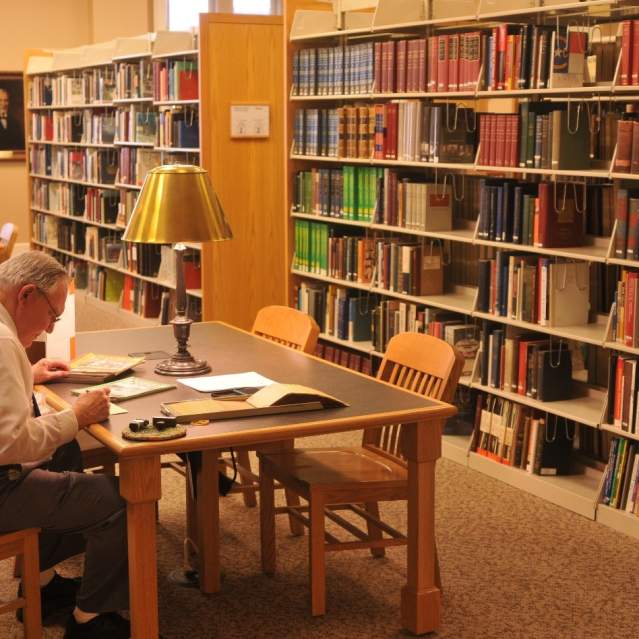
[122,164,233,244]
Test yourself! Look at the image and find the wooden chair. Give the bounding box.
[226,305,320,514]
[0,222,18,263]
[0,528,42,638]
[258,332,464,616]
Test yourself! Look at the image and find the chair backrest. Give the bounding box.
[252,305,320,354]
[362,332,465,462]
[0,222,18,263]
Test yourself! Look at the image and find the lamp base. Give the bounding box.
[155,355,211,376]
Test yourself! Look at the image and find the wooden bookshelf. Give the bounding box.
[283,0,639,531]
[24,31,203,323]
[199,13,286,330]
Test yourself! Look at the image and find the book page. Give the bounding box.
[246,383,347,409]
[177,371,276,393]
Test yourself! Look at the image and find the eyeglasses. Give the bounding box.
[37,288,62,324]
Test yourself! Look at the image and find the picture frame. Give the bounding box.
[0,71,26,160]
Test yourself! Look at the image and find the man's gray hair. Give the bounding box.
[0,251,68,292]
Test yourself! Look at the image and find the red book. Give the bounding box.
[416,38,427,92]
[621,21,633,86]
[510,115,520,167]
[535,182,550,247]
[625,272,637,347]
[497,25,508,90]
[121,275,133,311]
[396,39,407,93]
[178,70,198,100]
[495,115,506,167]
[504,35,515,90]
[385,102,398,159]
[437,35,449,92]
[634,20,639,85]
[479,114,488,165]
[614,355,625,428]
[513,34,522,90]
[488,114,498,166]
[374,42,383,92]
[427,36,438,92]
[459,33,467,91]
[615,120,634,172]
[631,121,639,174]
[387,41,396,93]
[448,33,460,92]
[405,40,415,92]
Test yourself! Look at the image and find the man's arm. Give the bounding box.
[0,338,78,464]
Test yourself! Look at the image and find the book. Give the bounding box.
[161,383,348,423]
[71,376,175,401]
[66,352,145,383]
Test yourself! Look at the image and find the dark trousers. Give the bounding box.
[0,441,129,613]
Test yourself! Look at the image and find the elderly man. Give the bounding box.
[0,251,130,639]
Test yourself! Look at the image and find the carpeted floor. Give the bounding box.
[2,297,639,637]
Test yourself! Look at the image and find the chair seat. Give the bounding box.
[260,447,407,498]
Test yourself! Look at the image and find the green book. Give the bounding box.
[71,376,175,401]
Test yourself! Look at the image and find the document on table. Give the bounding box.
[176,371,276,393]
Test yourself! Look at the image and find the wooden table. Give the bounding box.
[48,322,455,638]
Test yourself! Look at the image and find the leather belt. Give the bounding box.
[0,464,23,481]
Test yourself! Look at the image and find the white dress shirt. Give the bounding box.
[0,302,78,464]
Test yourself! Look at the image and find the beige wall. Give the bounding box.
[0,0,157,249]
[0,1,92,247]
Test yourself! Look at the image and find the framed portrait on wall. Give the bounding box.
[0,72,25,159]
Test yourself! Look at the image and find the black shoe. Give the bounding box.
[16,572,81,624]
[64,612,130,639]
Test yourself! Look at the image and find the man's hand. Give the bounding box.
[32,358,70,384]
[72,389,111,428]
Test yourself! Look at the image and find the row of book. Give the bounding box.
[292,43,373,97]
[29,72,115,107]
[292,102,476,163]
[601,437,639,513]
[157,108,199,148]
[473,395,573,474]
[115,106,157,144]
[477,180,584,248]
[117,147,160,186]
[292,166,454,231]
[292,24,596,96]
[115,60,154,101]
[478,105,589,170]
[477,254,590,328]
[314,340,372,376]
[30,110,115,145]
[152,60,198,102]
[614,118,639,175]
[30,146,118,185]
[33,215,85,255]
[478,323,573,401]
[611,270,639,348]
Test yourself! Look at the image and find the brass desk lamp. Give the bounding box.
[122,164,232,375]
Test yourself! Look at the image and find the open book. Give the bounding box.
[65,353,145,384]
[71,376,175,401]
[161,383,348,423]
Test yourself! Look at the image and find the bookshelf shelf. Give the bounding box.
[471,382,605,428]
[468,451,601,519]
[27,102,114,110]
[610,172,639,181]
[473,238,610,264]
[602,340,639,356]
[289,0,618,42]
[114,140,155,147]
[153,99,199,106]
[29,173,118,190]
[291,85,626,102]
[112,53,151,62]
[112,97,153,104]
[114,182,143,190]
[472,311,608,346]
[596,503,639,538]
[28,140,116,149]
[155,146,200,153]
[31,207,124,232]
[442,434,471,465]
[600,424,639,442]
[151,49,198,59]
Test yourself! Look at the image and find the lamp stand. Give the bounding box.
[155,244,211,376]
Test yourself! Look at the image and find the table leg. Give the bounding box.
[119,456,162,639]
[196,449,220,593]
[400,419,443,635]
